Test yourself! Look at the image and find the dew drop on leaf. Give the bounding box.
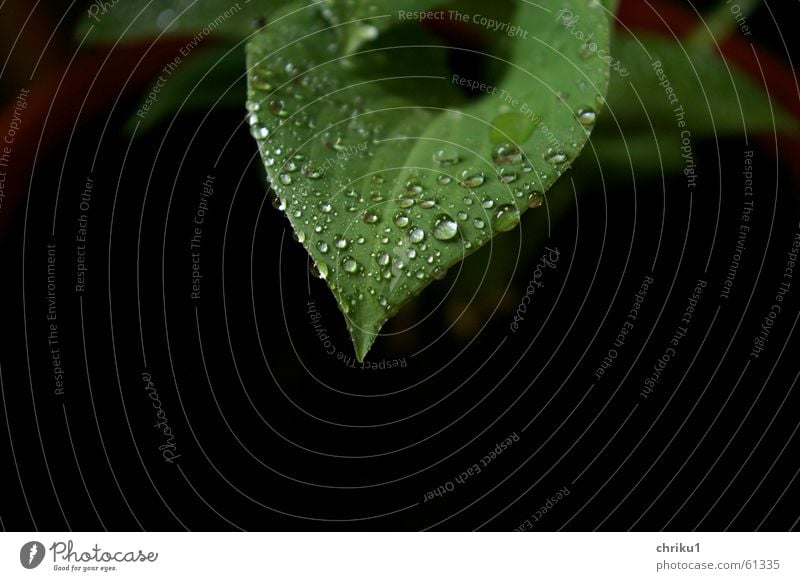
[494,204,521,232]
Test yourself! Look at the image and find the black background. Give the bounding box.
[1,0,799,531]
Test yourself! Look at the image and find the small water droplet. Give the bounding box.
[250,124,270,140]
[303,165,324,179]
[499,168,518,184]
[396,197,415,208]
[279,173,292,185]
[528,191,544,209]
[311,261,328,279]
[269,99,288,117]
[372,174,385,184]
[376,252,390,266]
[394,213,409,228]
[544,149,569,165]
[474,218,485,229]
[577,107,597,127]
[494,204,521,232]
[334,235,348,249]
[492,143,523,165]
[406,180,423,195]
[482,198,495,209]
[437,175,453,186]
[317,240,329,254]
[363,212,379,224]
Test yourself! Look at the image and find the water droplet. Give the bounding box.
[437,175,453,186]
[409,228,425,244]
[396,197,415,209]
[372,174,385,184]
[376,252,390,266]
[303,165,324,179]
[394,213,409,228]
[474,218,485,229]
[492,143,523,165]
[269,99,288,117]
[342,257,359,273]
[544,149,569,165]
[406,180,423,195]
[294,231,306,243]
[279,173,292,185]
[459,169,486,189]
[499,168,518,183]
[528,191,544,209]
[457,211,468,221]
[433,267,447,280]
[250,124,270,140]
[363,212,379,224]
[577,107,597,127]
[433,216,458,241]
[317,240,329,254]
[433,148,460,167]
[463,196,474,206]
[419,199,436,209]
[311,261,328,279]
[482,198,495,209]
[334,235,348,249]
[494,204,521,232]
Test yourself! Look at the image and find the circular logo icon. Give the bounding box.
[20,541,46,569]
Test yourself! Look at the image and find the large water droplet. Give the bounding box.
[433,148,460,167]
[342,257,359,273]
[433,216,458,241]
[394,213,409,228]
[459,169,486,189]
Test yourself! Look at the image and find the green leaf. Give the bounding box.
[125,46,245,134]
[603,32,797,136]
[247,1,611,360]
[76,0,287,44]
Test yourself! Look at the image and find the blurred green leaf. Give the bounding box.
[76,0,287,44]
[126,46,245,134]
